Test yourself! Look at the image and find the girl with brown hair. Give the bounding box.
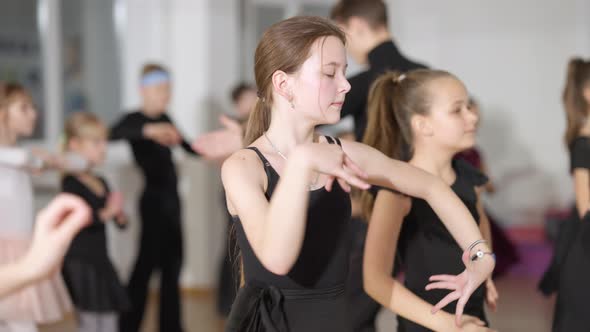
[361,70,497,332]
[551,57,590,332]
[222,16,494,332]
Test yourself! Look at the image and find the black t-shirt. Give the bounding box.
[570,136,590,172]
[109,111,199,191]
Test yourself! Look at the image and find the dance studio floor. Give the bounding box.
[41,275,554,332]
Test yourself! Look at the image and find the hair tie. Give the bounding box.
[395,74,406,83]
[256,90,266,102]
[141,70,170,86]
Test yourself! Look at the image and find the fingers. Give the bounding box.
[55,203,91,243]
[425,281,458,291]
[108,192,124,212]
[336,178,351,192]
[486,284,498,312]
[37,194,91,238]
[455,293,469,327]
[429,274,456,282]
[192,130,243,159]
[150,124,181,145]
[431,291,461,314]
[333,167,370,190]
[325,176,335,192]
[343,155,368,179]
[487,296,497,312]
[489,281,499,299]
[462,316,485,327]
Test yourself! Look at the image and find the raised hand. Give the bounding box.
[29,148,60,172]
[143,123,182,146]
[24,194,91,280]
[298,143,370,192]
[101,191,125,222]
[192,114,243,162]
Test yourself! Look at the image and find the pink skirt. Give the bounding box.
[0,236,73,323]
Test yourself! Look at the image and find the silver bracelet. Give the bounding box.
[467,239,487,253]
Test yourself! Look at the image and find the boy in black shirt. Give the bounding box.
[331,0,427,141]
[330,1,427,331]
[110,63,198,332]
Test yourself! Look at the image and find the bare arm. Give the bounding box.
[0,147,35,168]
[223,142,369,275]
[222,148,316,275]
[476,188,493,249]
[476,189,499,311]
[573,168,590,219]
[0,194,90,298]
[0,261,36,298]
[343,140,490,251]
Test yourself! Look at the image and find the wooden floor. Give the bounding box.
[41,275,555,332]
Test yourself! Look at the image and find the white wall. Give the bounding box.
[387,0,590,224]
[28,0,589,291]
[108,0,239,289]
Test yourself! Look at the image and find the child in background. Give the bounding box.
[60,112,130,332]
[110,63,199,332]
[0,83,73,332]
[551,57,590,332]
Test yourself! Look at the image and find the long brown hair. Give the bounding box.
[563,57,590,150]
[243,16,346,145]
[360,69,454,220]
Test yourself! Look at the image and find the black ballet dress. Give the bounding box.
[552,136,590,332]
[374,159,488,332]
[61,174,130,312]
[225,136,352,332]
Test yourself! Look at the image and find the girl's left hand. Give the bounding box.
[485,278,499,312]
[115,212,128,226]
[106,192,124,215]
[425,249,495,327]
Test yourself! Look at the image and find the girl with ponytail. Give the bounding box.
[552,57,590,332]
[362,70,496,332]
[223,16,494,331]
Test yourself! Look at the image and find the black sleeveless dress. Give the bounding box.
[552,136,590,332]
[375,160,488,332]
[226,137,352,332]
[61,174,130,312]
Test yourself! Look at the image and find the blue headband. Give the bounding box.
[141,70,170,86]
